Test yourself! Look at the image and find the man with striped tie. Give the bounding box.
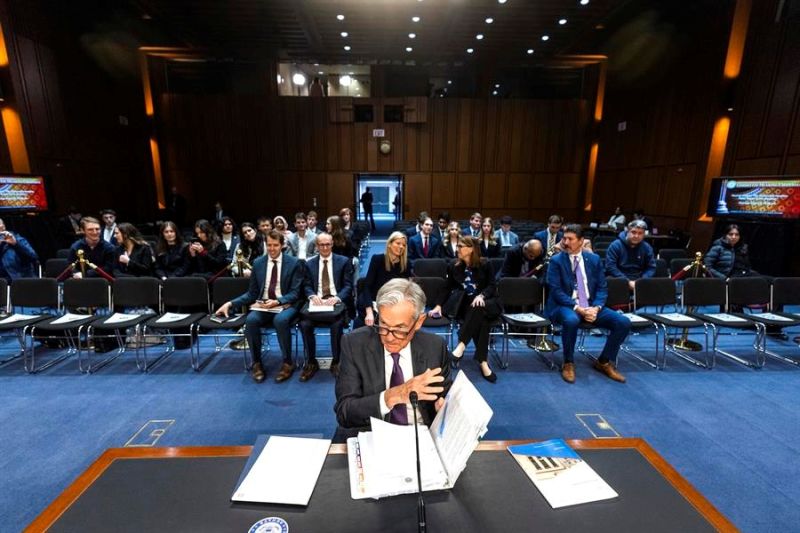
[334,279,451,436]
[545,224,631,384]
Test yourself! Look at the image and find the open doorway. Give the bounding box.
[355,173,403,237]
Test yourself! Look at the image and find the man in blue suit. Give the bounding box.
[298,232,355,381]
[216,230,304,384]
[407,216,440,260]
[534,214,564,254]
[494,215,519,248]
[545,224,630,384]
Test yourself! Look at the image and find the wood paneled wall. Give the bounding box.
[158,95,591,223]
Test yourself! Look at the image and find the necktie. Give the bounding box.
[321,259,331,297]
[423,237,429,256]
[267,260,278,299]
[573,255,589,307]
[549,233,555,250]
[388,353,407,425]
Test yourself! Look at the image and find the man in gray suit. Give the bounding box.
[286,212,316,260]
[334,279,451,433]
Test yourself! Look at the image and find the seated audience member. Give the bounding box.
[499,239,544,279]
[463,212,482,237]
[408,216,440,260]
[212,201,226,230]
[607,207,626,228]
[299,232,355,380]
[230,222,265,278]
[219,216,240,262]
[358,231,411,327]
[632,208,654,233]
[0,218,39,281]
[334,278,450,432]
[546,224,630,384]
[60,206,84,247]
[155,221,189,280]
[68,217,116,278]
[605,220,656,290]
[436,212,451,241]
[340,207,363,249]
[405,211,429,238]
[306,210,320,235]
[440,221,461,260]
[256,216,273,239]
[100,209,118,244]
[215,230,304,384]
[704,224,757,279]
[286,212,316,260]
[326,215,355,258]
[534,215,564,254]
[429,236,500,383]
[494,215,519,248]
[273,216,292,240]
[479,217,501,258]
[113,223,154,277]
[188,219,228,279]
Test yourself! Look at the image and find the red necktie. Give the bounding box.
[268,260,278,299]
[423,237,429,256]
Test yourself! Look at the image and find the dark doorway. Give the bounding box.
[355,173,403,237]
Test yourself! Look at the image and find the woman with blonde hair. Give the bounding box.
[357,231,411,327]
[479,217,501,258]
[440,221,461,259]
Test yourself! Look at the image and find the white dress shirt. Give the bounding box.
[297,233,309,260]
[379,343,419,424]
[103,224,116,243]
[263,255,283,299]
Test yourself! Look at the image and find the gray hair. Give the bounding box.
[375,279,426,321]
[627,219,647,231]
[315,232,333,244]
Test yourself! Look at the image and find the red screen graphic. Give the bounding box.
[0,176,49,211]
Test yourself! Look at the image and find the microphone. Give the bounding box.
[409,391,426,533]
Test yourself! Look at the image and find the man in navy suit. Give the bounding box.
[545,224,630,384]
[407,216,440,260]
[298,233,354,381]
[534,214,564,254]
[462,212,482,237]
[216,230,304,384]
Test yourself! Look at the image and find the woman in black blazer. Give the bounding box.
[430,235,499,383]
[154,221,189,280]
[357,231,411,327]
[439,221,461,260]
[188,219,229,279]
[113,223,154,277]
[479,217,501,258]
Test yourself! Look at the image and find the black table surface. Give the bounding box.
[48,447,718,533]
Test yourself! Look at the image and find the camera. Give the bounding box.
[0,231,9,239]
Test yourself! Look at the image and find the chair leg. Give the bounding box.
[713,323,765,369]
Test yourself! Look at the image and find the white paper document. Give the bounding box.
[103,313,142,325]
[704,313,748,323]
[755,312,794,322]
[51,313,93,325]
[231,436,331,505]
[155,312,190,324]
[0,313,41,325]
[347,371,493,500]
[504,312,545,323]
[308,303,335,313]
[656,312,695,322]
[622,313,650,324]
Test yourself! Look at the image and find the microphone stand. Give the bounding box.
[409,391,427,533]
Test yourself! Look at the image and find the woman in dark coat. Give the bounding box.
[112,222,154,277]
[357,231,411,327]
[188,219,228,279]
[439,221,461,260]
[326,215,356,259]
[479,217,501,258]
[704,224,755,279]
[429,236,499,383]
[154,221,189,280]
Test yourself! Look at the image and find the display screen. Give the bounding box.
[707,177,800,219]
[0,175,49,212]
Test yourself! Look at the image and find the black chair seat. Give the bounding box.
[0,315,53,331]
[92,314,155,331]
[640,313,705,329]
[195,314,248,331]
[144,313,206,330]
[730,312,800,328]
[34,316,99,332]
[422,316,451,328]
[689,313,759,329]
[616,313,654,330]
[501,314,550,328]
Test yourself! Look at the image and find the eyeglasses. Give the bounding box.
[456,243,472,249]
[317,242,333,247]
[373,324,412,339]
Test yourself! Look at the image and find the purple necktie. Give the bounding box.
[388,352,408,425]
[573,255,589,307]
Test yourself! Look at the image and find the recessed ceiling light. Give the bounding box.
[492,90,498,95]
[336,14,345,20]
[447,80,453,84]
[485,17,494,24]
[559,18,567,25]
[580,0,589,5]
[341,31,349,37]
[476,34,484,40]
[343,45,351,51]
[498,0,507,4]
[494,83,500,88]
[466,48,474,54]
[541,35,550,41]
[349,71,354,75]
[406,47,413,52]
[340,75,352,86]
[527,48,534,54]
[409,33,416,39]
[318,71,324,75]
[292,73,306,86]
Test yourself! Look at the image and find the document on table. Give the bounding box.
[504,312,545,322]
[231,436,331,505]
[308,302,335,312]
[704,313,748,323]
[0,313,42,325]
[656,312,695,322]
[756,312,794,322]
[623,313,650,323]
[103,313,142,325]
[51,313,93,325]
[155,312,190,324]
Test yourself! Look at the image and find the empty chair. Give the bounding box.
[0,279,52,367]
[654,258,669,278]
[413,277,453,347]
[497,277,551,369]
[670,258,693,278]
[764,277,800,365]
[193,277,251,371]
[411,258,448,278]
[55,249,71,259]
[488,257,505,278]
[44,258,70,279]
[658,248,689,263]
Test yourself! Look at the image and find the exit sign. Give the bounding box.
[372,129,385,138]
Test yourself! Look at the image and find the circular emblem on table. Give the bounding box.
[248,516,289,533]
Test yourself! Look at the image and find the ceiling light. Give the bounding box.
[336,14,345,20]
[409,33,416,39]
[580,0,589,4]
[341,31,349,37]
[340,75,352,86]
[344,45,351,51]
[349,71,354,75]
[527,48,534,54]
[412,16,421,22]
[466,48,474,54]
[476,34,484,40]
[318,71,324,75]
[495,83,500,88]
[485,17,494,24]
[276,74,283,84]
[541,35,550,41]
[498,0,508,4]
[559,18,567,25]
[447,80,453,85]
[292,73,306,86]
[406,47,413,52]
[492,90,498,95]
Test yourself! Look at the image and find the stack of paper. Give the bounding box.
[0,314,41,325]
[51,313,93,325]
[155,312,190,324]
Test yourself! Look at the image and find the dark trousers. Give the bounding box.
[457,306,492,363]
[551,307,631,364]
[299,313,346,363]
[244,307,299,365]
[364,208,375,231]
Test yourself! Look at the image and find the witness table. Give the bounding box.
[27,438,735,533]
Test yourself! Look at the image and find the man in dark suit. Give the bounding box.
[216,230,304,384]
[68,217,116,278]
[534,214,564,254]
[404,211,428,238]
[462,212,482,237]
[298,232,354,381]
[545,224,631,384]
[407,216,440,260]
[334,278,450,433]
[498,239,544,279]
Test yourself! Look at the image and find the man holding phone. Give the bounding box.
[0,218,39,281]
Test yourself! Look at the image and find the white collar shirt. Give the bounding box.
[297,233,308,260]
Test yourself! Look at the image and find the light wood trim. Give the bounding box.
[26,439,736,532]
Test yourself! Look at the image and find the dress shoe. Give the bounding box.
[299,360,320,382]
[274,362,295,383]
[561,362,575,384]
[250,362,265,384]
[330,361,340,377]
[480,366,497,383]
[593,360,626,383]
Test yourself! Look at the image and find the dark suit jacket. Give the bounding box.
[230,253,305,309]
[545,251,607,318]
[462,227,481,238]
[498,244,543,279]
[334,327,451,430]
[534,229,564,251]
[113,243,154,277]
[439,240,459,260]
[408,233,441,260]
[441,260,497,316]
[479,239,501,258]
[404,225,419,238]
[359,254,411,312]
[304,253,354,305]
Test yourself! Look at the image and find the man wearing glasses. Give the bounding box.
[334,278,450,435]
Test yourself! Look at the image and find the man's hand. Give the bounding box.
[365,307,375,326]
[215,301,232,317]
[471,294,486,307]
[72,272,83,279]
[628,280,635,291]
[322,296,339,306]
[384,367,445,410]
[428,305,442,318]
[310,295,324,306]
[434,397,445,412]
[3,233,16,245]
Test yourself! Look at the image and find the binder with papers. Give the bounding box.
[347,371,493,500]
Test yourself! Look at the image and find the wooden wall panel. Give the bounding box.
[531,173,557,210]
[507,173,532,210]
[455,173,481,208]
[404,172,432,220]
[430,172,456,208]
[327,172,354,216]
[300,172,327,215]
[482,173,506,208]
[732,157,781,176]
[556,173,581,210]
